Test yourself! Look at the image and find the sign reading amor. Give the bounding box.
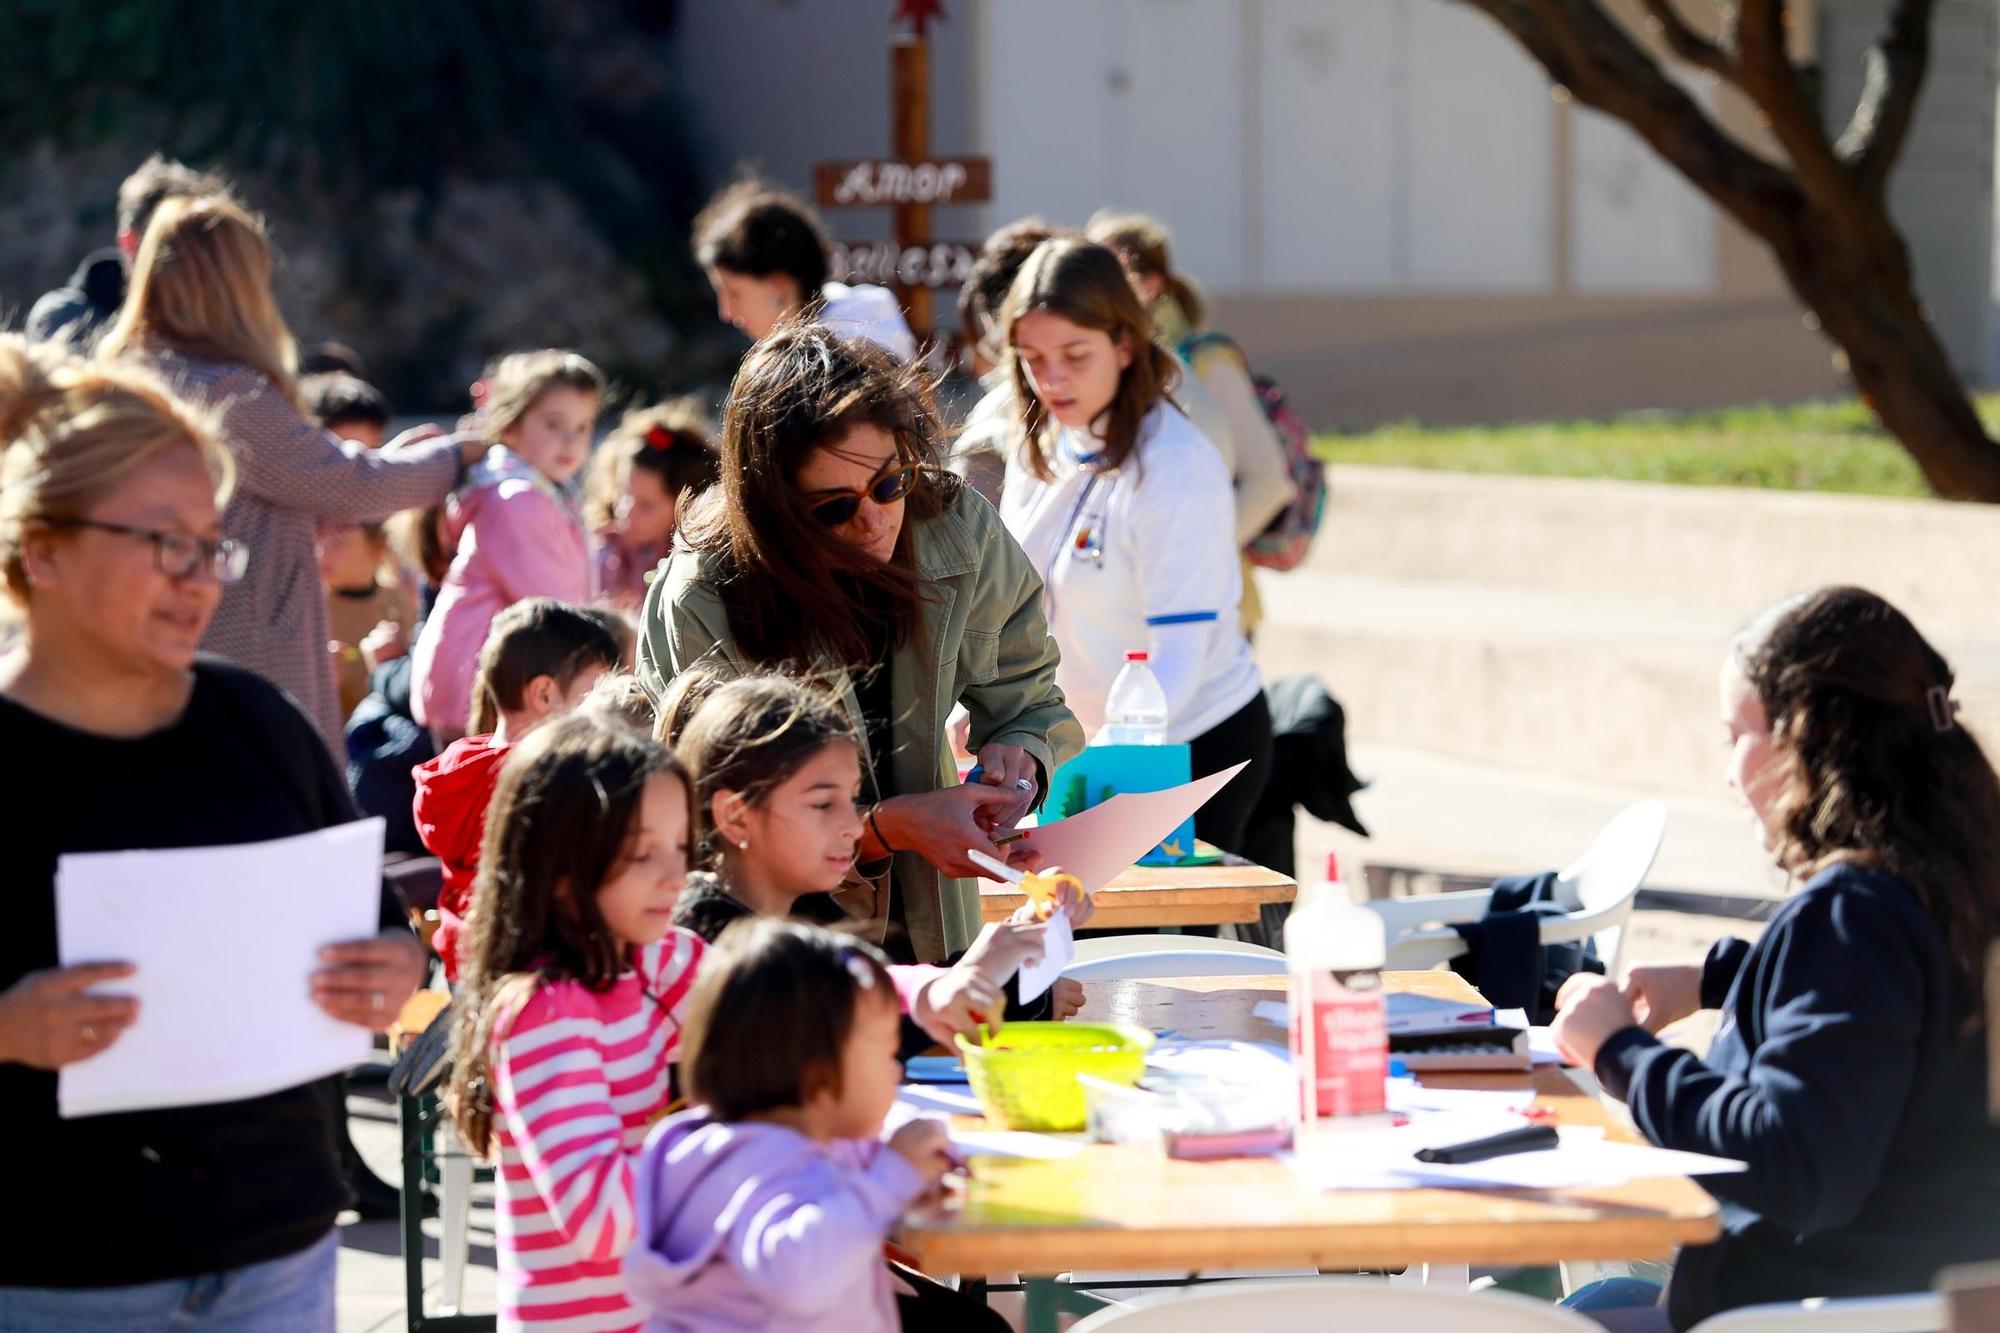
[814,157,992,209]
[832,240,977,291]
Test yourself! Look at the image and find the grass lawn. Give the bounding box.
[1311,396,2000,498]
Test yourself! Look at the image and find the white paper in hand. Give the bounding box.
[56,819,385,1118]
[1015,909,1073,1005]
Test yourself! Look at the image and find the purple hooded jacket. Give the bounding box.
[622,1109,928,1331]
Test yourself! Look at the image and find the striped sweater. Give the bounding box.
[490,929,706,1332]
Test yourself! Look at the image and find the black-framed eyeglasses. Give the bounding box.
[805,463,920,528]
[38,517,249,584]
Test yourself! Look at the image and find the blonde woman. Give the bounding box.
[99,195,483,750]
[0,335,424,1326]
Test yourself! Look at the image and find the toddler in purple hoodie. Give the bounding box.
[624,920,1005,1332]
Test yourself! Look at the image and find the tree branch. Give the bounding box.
[1836,0,1936,193]
[1637,0,1733,79]
[1731,0,1858,207]
[1459,0,1797,240]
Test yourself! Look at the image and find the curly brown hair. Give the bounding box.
[1734,585,2000,1019]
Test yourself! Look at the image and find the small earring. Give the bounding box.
[738,839,750,851]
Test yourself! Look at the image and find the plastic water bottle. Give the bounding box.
[1099,650,1168,745]
[1285,850,1389,1125]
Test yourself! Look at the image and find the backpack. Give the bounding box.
[1178,330,1327,572]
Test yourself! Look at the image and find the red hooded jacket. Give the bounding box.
[412,733,511,980]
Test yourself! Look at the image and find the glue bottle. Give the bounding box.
[1285,850,1388,1125]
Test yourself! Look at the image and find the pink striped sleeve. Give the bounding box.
[491,986,639,1262]
[643,927,707,1055]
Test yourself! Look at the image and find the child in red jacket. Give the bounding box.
[413,599,620,978]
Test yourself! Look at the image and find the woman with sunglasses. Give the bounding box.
[998,238,1272,858]
[0,335,425,1328]
[638,324,1083,963]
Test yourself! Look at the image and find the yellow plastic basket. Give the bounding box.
[955,1022,1155,1131]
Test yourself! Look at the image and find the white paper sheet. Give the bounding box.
[897,1083,984,1117]
[56,820,385,1118]
[949,1128,1088,1160]
[1013,762,1252,894]
[1286,1124,1746,1192]
[1015,909,1072,1004]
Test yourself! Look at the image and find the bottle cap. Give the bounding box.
[1324,849,1341,882]
[1124,650,1149,662]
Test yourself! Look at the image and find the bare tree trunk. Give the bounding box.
[1457,0,2000,501]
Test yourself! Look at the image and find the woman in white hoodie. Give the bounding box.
[693,180,916,362]
[997,236,1272,854]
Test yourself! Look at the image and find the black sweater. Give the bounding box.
[0,659,404,1287]
[1594,863,2000,1329]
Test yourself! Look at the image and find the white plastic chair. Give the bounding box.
[1069,1279,1599,1331]
[1688,1293,1945,1332]
[1062,949,1290,981]
[1366,800,1667,979]
[1072,933,1286,963]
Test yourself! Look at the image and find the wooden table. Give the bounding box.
[978,861,1296,929]
[900,971,1720,1331]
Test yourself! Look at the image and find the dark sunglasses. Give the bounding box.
[806,464,919,528]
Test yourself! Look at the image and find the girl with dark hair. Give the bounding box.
[446,712,702,1332]
[1553,586,2000,1331]
[693,179,916,362]
[624,919,1010,1332]
[999,236,1272,855]
[638,325,1083,964]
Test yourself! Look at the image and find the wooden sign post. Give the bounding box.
[812,0,991,345]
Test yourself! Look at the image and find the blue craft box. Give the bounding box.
[1046,743,1199,865]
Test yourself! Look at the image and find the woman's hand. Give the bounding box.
[971,742,1040,830]
[360,619,408,671]
[0,963,139,1070]
[311,931,427,1033]
[911,967,1005,1045]
[1049,977,1085,1021]
[868,787,1024,879]
[1620,963,1704,1034]
[381,422,444,454]
[1549,974,1642,1070]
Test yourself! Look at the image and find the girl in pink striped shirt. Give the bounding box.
[447,712,703,1333]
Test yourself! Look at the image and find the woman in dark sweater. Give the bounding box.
[0,336,425,1327]
[1552,586,2000,1331]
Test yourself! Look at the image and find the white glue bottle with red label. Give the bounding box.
[1286,850,1389,1131]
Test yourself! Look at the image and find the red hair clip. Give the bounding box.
[644,425,676,451]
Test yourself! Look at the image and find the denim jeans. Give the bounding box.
[0,1229,336,1331]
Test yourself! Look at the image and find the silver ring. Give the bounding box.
[1014,778,1034,791]
[370,992,385,1012]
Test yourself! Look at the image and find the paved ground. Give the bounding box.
[336,740,1777,1328]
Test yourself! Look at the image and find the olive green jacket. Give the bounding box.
[637,490,1084,960]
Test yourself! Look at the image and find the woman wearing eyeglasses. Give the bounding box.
[98,193,482,753]
[998,238,1272,858]
[0,335,425,1328]
[638,324,1083,963]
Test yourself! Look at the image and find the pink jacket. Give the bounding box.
[413,448,592,735]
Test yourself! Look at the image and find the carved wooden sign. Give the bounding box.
[814,157,991,209]
[831,239,977,291]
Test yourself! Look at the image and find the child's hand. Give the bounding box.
[360,619,408,671]
[912,967,1004,1045]
[959,919,1046,985]
[1049,977,1085,1021]
[889,1117,957,1185]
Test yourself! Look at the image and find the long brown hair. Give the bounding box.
[1087,209,1207,329]
[1001,236,1180,481]
[446,713,691,1156]
[1734,585,2000,1016]
[99,195,300,406]
[678,323,958,669]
